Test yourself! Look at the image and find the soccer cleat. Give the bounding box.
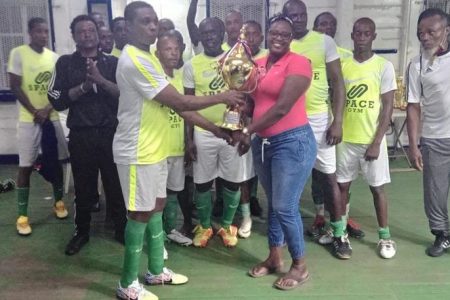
[54,200,68,219]
[346,218,365,239]
[318,227,334,245]
[16,216,32,236]
[378,239,397,259]
[306,215,326,239]
[426,234,450,257]
[217,225,238,247]
[332,235,352,260]
[144,267,189,286]
[167,229,193,246]
[238,216,252,239]
[116,279,158,300]
[192,224,213,247]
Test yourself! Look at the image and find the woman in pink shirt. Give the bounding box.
[237,15,316,290]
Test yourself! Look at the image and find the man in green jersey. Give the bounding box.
[338,18,397,259]
[283,0,350,259]
[114,2,244,299]
[313,11,365,240]
[8,17,68,236]
[184,17,247,248]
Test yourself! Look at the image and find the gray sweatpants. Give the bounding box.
[421,138,450,233]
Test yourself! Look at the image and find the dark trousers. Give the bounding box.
[68,128,127,234]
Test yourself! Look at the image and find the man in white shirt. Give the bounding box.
[407,8,450,257]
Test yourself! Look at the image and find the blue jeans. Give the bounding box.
[252,125,317,259]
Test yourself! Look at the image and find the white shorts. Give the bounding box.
[193,129,247,184]
[17,121,69,167]
[117,161,168,212]
[167,156,185,192]
[241,146,256,181]
[336,141,391,187]
[308,112,336,174]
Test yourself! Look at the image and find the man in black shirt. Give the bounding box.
[48,15,127,255]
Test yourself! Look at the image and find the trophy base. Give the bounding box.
[220,122,243,131]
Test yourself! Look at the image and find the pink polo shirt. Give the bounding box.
[252,51,312,137]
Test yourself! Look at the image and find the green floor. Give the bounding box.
[1,159,449,300]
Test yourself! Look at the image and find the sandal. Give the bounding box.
[273,271,310,290]
[248,263,283,278]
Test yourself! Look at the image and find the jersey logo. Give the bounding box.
[35,71,52,84]
[347,84,368,99]
[209,75,226,91]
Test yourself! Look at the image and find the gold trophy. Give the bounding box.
[394,76,407,110]
[218,25,259,130]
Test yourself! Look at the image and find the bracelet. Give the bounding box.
[80,83,87,93]
[242,127,250,136]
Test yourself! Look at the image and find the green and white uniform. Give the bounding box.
[165,68,185,192]
[7,45,68,167]
[114,44,170,211]
[290,30,340,174]
[336,54,396,186]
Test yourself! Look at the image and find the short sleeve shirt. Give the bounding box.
[113,45,170,165]
[252,51,312,137]
[407,52,450,138]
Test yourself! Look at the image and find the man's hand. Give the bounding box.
[33,107,52,124]
[218,90,245,107]
[364,142,380,161]
[86,58,104,86]
[326,121,342,145]
[212,127,233,144]
[408,145,423,171]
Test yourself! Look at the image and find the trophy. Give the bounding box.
[218,25,259,130]
[394,76,407,110]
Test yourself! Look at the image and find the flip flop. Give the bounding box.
[273,271,310,290]
[248,264,283,278]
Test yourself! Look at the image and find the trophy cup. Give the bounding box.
[394,76,407,110]
[218,25,259,130]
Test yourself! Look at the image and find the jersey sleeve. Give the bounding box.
[182,59,195,89]
[131,55,169,100]
[407,57,421,104]
[324,35,340,63]
[7,47,22,76]
[380,60,397,94]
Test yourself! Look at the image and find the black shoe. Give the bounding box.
[65,232,89,256]
[426,233,450,257]
[333,236,352,260]
[250,197,263,217]
[346,218,365,239]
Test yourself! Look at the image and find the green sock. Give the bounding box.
[120,219,146,287]
[146,212,164,275]
[330,219,345,238]
[222,187,241,228]
[17,187,30,217]
[196,190,212,228]
[239,203,251,218]
[52,183,64,203]
[378,227,391,239]
[163,193,178,233]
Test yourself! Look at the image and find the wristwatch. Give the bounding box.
[242,127,250,136]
